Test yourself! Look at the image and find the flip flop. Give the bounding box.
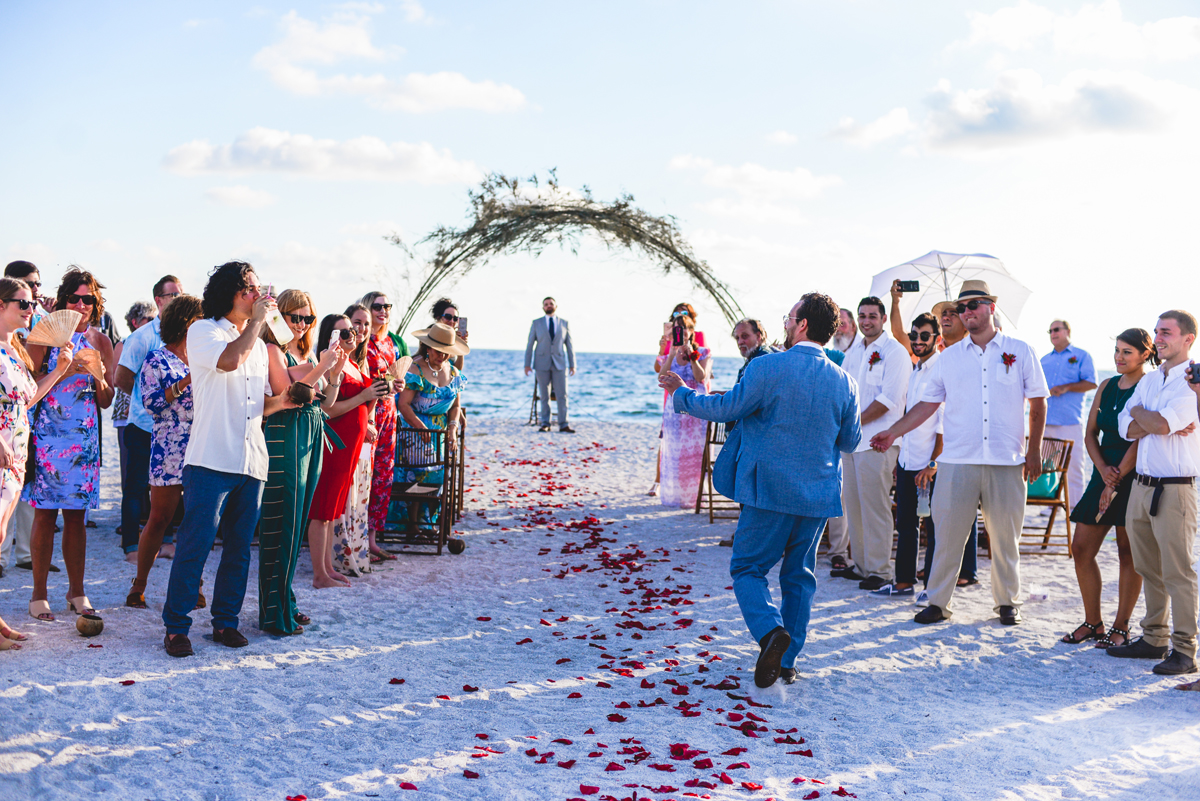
[29,600,55,622]
[67,595,96,615]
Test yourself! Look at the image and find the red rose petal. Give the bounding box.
[87,644,102,648]
[584,728,595,734]
[436,695,450,700]
[728,761,750,769]
[604,762,626,771]
[463,685,479,692]
[804,793,821,800]
[614,702,631,709]
[463,770,479,779]
[286,796,307,801]
[723,747,748,756]
[568,692,583,698]
[540,619,552,626]
[693,758,713,769]
[792,777,807,784]
[580,786,600,795]
[742,782,764,791]
[607,714,626,722]
[719,772,734,785]
[119,680,135,686]
[476,616,491,621]
[832,788,857,798]
[789,749,814,757]
[640,678,656,689]
[556,658,572,664]
[558,760,576,769]
[516,638,533,644]
[475,734,488,740]
[649,763,676,772]
[596,681,612,688]
[389,678,405,685]
[399,782,418,790]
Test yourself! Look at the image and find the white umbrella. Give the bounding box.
[869,250,1032,332]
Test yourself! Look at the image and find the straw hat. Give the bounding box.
[931,279,998,317]
[410,322,470,356]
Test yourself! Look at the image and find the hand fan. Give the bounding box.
[25,310,84,348]
[386,355,413,380]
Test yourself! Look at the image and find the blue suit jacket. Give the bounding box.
[673,344,861,518]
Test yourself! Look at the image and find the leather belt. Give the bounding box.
[1135,474,1196,516]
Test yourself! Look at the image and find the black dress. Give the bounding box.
[1070,377,1138,527]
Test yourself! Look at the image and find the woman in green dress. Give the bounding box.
[1061,328,1157,647]
[258,289,340,636]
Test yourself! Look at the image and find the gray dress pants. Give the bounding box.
[536,369,569,427]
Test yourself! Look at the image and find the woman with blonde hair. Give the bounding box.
[258,289,341,634]
[0,277,77,649]
[125,294,204,609]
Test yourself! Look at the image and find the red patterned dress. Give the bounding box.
[366,333,397,531]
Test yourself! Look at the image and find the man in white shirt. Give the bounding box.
[871,281,1049,625]
[836,297,910,591]
[825,307,859,571]
[1108,310,1200,676]
[162,262,296,658]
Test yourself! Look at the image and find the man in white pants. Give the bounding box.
[871,281,1049,626]
[835,297,910,591]
[1040,320,1096,510]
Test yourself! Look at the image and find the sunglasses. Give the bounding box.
[371,303,392,312]
[4,299,35,311]
[156,292,181,300]
[26,281,41,291]
[672,310,689,318]
[441,312,460,323]
[288,314,317,325]
[336,328,355,341]
[1048,326,1065,334]
[69,294,97,306]
[954,299,990,314]
[908,331,934,342]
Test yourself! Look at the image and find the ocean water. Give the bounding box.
[460,349,745,424]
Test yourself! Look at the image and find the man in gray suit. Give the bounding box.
[660,292,861,688]
[524,296,577,433]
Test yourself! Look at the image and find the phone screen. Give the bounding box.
[663,322,672,337]
[458,316,468,336]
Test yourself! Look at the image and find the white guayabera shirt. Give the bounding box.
[841,329,911,453]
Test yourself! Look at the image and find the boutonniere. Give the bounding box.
[1068,356,1078,364]
[867,351,882,371]
[1002,352,1016,373]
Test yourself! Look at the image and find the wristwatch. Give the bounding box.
[928,460,937,470]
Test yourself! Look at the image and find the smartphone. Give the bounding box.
[663,322,672,337]
[457,316,468,336]
[1190,361,1200,384]
[672,324,685,347]
[898,280,919,293]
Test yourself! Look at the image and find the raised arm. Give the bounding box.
[215,298,270,373]
[889,281,916,361]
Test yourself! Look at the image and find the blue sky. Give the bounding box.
[4,1,1199,359]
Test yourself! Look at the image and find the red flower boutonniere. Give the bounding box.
[867,351,882,371]
[1068,356,1078,364]
[1002,352,1016,373]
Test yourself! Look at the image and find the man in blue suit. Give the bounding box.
[659,293,861,687]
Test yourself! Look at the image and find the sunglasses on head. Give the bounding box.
[371,303,392,312]
[954,299,989,314]
[672,310,688,318]
[4,299,35,311]
[69,293,97,306]
[336,328,355,340]
[288,314,316,325]
[908,331,934,342]
[441,312,460,323]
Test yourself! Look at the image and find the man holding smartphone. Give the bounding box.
[524,297,576,433]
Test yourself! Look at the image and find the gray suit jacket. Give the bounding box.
[672,344,861,518]
[525,316,575,372]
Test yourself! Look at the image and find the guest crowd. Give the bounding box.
[655,280,1200,685]
[0,260,469,655]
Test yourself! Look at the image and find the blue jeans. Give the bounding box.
[729,505,824,669]
[922,472,978,583]
[120,423,151,553]
[162,466,264,635]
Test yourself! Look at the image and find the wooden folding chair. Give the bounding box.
[380,423,455,554]
[1019,436,1074,556]
[693,420,740,523]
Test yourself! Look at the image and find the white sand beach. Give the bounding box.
[1,418,1198,801]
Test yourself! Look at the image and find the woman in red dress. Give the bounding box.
[307,314,388,589]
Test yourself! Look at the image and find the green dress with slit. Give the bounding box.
[1070,377,1137,527]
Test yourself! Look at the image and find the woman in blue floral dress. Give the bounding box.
[392,323,468,530]
[126,295,204,609]
[25,268,115,622]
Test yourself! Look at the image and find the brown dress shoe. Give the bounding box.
[212,627,249,647]
[164,633,194,658]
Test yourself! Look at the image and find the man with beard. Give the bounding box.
[659,293,860,687]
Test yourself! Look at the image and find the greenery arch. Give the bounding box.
[388,171,746,335]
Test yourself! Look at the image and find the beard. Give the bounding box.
[831,332,854,351]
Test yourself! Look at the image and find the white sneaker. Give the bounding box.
[915,590,929,607]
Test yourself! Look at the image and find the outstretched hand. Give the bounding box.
[658,371,685,395]
[869,430,896,452]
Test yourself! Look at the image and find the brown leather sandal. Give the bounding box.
[126,579,148,609]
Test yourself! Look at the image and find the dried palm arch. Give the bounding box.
[388,172,746,335]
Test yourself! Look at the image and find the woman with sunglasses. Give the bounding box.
[649,303,708,496]
[431,297,468,371]
[308,314,388,588]
[24,267,115,621]
[333,305,378,576]
[125,294,204,610]
[258,290,342,633]
[358,291,403,563]
[658,312,711,508]
[0,277,77,649]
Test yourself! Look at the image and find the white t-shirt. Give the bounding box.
[899,352,944,470]
[1117,362,1200,478]
[841,330,910,453]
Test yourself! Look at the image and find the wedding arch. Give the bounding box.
[387,171,746,335]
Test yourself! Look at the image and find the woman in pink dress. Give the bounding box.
[651,303,706,497]
[658,313,712,508]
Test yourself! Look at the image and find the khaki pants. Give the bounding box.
[1044,423,1086,511]
[1125,481,1199,659]
[842,447,898,580]
[825,515,849,561]
[928,463,1026,616]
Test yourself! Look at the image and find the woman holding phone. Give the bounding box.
[359,291,401,563]
[307,314,387,588]
[649,303,706,496]
[431,297,468,371]
[333,304,377,576]
[658,312,711,508]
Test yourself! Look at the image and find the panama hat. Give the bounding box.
[932,279,998,317]
[410,322,470,357]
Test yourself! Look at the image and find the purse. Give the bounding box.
[712,423,741,498]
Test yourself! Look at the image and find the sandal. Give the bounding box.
[29,600,55,622]
[0,637,21,652]
[67,595,96,615]
[194,581,206,610]
[0,622,27,642]
[957,577,979,587]
[830,555,849,571]
[1060,621,1105,644]
[1095,626,1129,649]
[369,549,397,562]
[647,482,660,497]
[126,579,148,609]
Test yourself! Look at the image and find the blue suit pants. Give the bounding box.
[730,505,824,668]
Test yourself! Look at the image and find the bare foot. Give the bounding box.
[312,575,347,589]
[124,551,139,564]
[335,574,352,586]
[157,544,176,559]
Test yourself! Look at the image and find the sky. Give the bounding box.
[3,0,1200,360]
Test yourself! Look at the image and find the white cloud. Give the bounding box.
[204,185,277,208]
[669,155,841,200]
[764,130,797,145]
[958,0,1200,61]
[831,108,915,146]
[6,243,55,266]
[252,10,524,113]
[164,127,482,184]
[923,69,1179,149]
[398,0,431,24]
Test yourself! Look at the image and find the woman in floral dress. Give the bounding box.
[126,295,203,609]
[333,305,377,577]
[658,313,711,508]
[0,277,77,649]
[25,267,115,622]
[360,291,398,562]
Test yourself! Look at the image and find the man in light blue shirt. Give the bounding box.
[115,275,183,560]
[1040,319,1097,511]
